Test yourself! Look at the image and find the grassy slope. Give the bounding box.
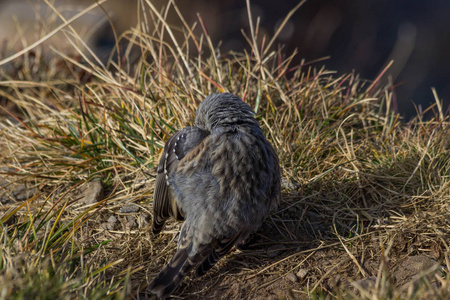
[0,2,449,299]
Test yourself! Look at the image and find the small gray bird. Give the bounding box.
[148,93,281,298]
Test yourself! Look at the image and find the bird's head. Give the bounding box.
[195,93,257,132]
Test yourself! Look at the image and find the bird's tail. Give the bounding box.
[148,233,243,298]
[195,233,243,277]
[194,248,222,277]
[148,245,194,298]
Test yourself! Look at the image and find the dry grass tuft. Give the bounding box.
[0,1,449,299]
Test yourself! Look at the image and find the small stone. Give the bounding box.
[118,204,140,214]
[394,255,438,285]
[286,272,298,282]
[12,184,37,201]
[0,169,38,203]
[296,268,308,280]
[281,177,300,190]
[107,215,118,224]
[80,180,104,204]
[101,222,115,230]
[126,219,137,230]
[266,244,287,258]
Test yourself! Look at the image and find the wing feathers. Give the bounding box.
[152,127,209,234]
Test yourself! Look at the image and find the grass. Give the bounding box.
[0,1,449,299]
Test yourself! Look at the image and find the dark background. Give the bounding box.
[183,0,450,119]
[1,0,449,119]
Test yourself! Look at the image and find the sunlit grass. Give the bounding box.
[0,1,449,299]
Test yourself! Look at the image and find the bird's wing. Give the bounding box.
[152,126,209,234]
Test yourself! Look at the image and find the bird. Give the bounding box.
[148,93,281,298]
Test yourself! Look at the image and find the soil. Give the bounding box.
[1,175,446,299]
[84,181,445,299]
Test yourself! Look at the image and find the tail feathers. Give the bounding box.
[148,245,194,298]
[149,233,243,297]
[195,248,221,277]
[195,233,242,278]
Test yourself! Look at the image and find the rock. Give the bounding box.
[118,204,140,214]
[394,255,439,286]
[80,180,104,204]
[12,184,37,201]
[286,272,299,282]
[266,244,287,258]
[100,222,115,230]
[281,177,300,190]
[0,168,37,203]
[107,215,118,224]
[296,268,308,280]
[125,219,137,230]
[352,276,376,290]
[103,215,118,230]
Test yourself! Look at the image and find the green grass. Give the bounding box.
[0,1,449,299]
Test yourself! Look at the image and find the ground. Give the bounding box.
[0,1,449,299]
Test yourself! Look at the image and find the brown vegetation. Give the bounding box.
[0,1,449,299]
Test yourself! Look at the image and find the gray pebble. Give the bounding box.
[296,268,308,280]
[107,215,118,224]
[286,272,299,282]
[118,204,140,214]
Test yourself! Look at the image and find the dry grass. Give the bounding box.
[0,1,449,299]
